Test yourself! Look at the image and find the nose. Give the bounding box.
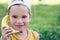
[16,18,23,24]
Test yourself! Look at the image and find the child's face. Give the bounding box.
[9,5,31,31]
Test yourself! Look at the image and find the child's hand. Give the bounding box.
[1,26,13,39]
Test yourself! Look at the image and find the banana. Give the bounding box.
[1,15,19,33]
[1,15,9,27]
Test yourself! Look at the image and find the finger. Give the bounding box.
[3,30,13,37]
[2,27,11,32]
[5,29,13,34]
[5,31,13,37]
[1,26,6,31]
[2,29,12,35]
[2,26,6,29]
[2,26,8,30]
[2,28,12,34]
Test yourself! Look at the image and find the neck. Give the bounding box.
[16,28,28,39]
[18,28,28,34]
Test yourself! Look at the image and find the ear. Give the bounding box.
[29,12,32,21]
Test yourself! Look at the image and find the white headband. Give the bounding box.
[8,0,31,10]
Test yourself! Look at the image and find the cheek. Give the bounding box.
[9,18,16,25]
[24,18,30,26]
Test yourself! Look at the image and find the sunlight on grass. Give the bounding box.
[0,0,39,5]
[40,0,60,5]
[0,0,9,3]
[1,0,60,5]
[30,0,40,5]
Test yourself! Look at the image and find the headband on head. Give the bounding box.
[8,0,31,11]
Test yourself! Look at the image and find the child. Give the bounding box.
[0,0,39,40]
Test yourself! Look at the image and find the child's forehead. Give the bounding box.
[10,5,28,10]
[9,5,29,16]
[10,5,29,13]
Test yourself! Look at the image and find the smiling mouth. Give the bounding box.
[15,25,24,27]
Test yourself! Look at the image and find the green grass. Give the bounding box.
[29,4,60,40]
[0,4,60,40]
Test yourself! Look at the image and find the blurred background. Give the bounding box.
[0,0,60,40]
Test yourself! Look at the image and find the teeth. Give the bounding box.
[15,25,24,26]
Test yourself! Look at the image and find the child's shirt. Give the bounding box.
[10,30,37,40]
